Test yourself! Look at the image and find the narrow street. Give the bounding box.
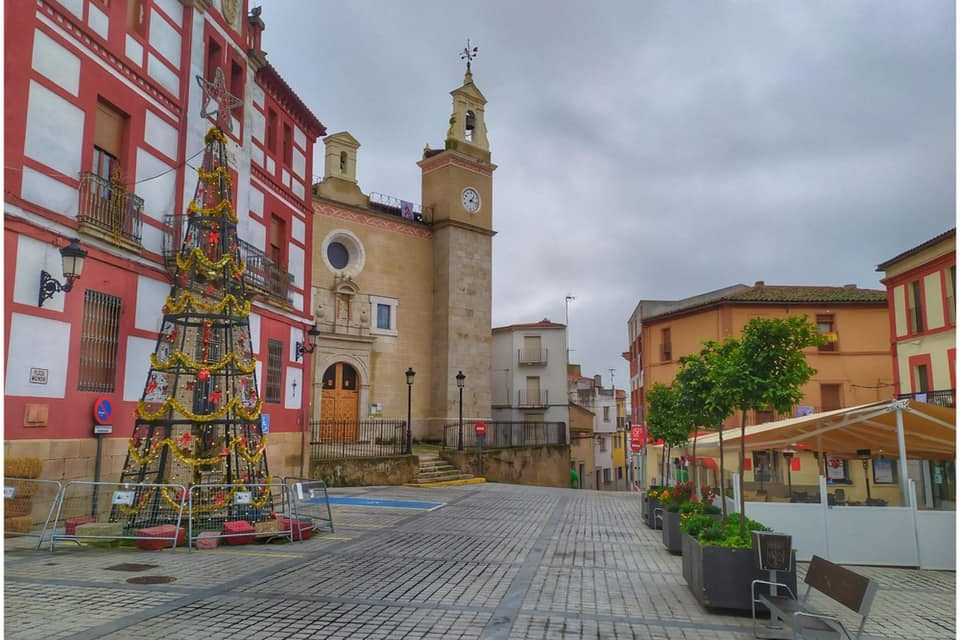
[5,483,954,639]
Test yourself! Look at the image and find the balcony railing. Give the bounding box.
[368,192,432,224]
[518,389,549,407]
[898,389,955,408]
[518,348,547,365]
[162,215,293,304]
[77,172,143,250]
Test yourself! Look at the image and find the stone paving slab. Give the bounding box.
[4,483,955,640]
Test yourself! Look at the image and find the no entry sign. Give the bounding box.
[474,421,487,438]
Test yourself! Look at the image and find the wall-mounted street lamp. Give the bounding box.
[39,238,87,307]
[295,323,321,361]
[456,370,466,451]
[857,448,872,502]
[405,367,415,454]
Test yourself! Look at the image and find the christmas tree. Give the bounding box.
[115,69,272,529]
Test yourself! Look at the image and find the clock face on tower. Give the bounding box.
[461,187,481,213]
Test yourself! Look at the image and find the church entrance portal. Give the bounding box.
[319,362,359,441]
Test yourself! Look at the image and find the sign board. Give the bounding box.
[235,491,253,505]
[752,531,793,572]
[29,368,48,384]
[4,486,16,499]
[112,491,135,506]
[260,414,270,434]
[474,421,487,438]
[93,425,113,435]
[93,397,113,425]
[630,425,643,452]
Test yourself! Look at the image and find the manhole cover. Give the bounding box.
[126,576,176,585]
[105,563,159,572]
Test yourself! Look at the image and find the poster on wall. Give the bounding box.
[873,458,897,484]
[826,456,846,480]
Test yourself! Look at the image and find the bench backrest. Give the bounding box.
[805,555,879,616]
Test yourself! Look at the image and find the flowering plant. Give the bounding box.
[646,485,664,498]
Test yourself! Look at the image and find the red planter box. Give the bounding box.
[222,520,256,545]
[65,516,97,536]
[135,524,185,550]
[275,515,313,541]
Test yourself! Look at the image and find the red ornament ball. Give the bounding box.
[197,369,211,382]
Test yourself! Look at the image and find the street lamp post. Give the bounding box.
[783,446,796,501]
[405,367,415,454]
[857,448,872,502]
[456,371,466,451]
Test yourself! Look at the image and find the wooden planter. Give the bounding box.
[681,533,797,613]
[661,509,682,553]
[644,498,662,530]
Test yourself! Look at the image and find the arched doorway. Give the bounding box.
[319,362,359,441]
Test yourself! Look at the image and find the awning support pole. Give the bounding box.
[895,402,910,506]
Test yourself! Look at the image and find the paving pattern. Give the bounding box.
[4,483,955,639]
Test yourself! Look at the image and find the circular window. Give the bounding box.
[321,230,366,277]
[327,242,349,269]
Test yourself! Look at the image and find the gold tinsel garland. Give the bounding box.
[126,434,267,468]
[186,198,238,223]
[150,349,256,374]
[206,127,228,145]
[175,247,245,275]
[197,165,233,186]
[163,290,251,316]
[136,396,262,422]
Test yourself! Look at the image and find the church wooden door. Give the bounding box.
[320,362,359,441]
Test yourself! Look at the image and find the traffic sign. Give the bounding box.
[93,397,113,425]
[474,421,487,438]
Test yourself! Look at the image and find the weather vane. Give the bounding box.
[460,38,478,72]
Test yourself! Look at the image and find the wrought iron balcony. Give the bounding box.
[162,215,293,304]
[897,389,955,408]
[77,172,143,251]
[518,389,549,408]
[518,348,547,366]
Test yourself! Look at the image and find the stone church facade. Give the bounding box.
[310,67,495,440]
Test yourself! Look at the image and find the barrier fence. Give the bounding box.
[50,481,188,550]
[4,477,62,550]
[442,421,567,450]
[284,477,334,534]
[309,419,410,459]
[187,482,294,548]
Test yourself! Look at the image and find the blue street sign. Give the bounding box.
[94,397,113,425]
[261,414,270,434]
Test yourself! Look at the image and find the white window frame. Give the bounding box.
[369,295,398,336]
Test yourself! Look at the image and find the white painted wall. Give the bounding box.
[147,52,179,97]
[86,3,109,40]
[288,244,304,288]
[14,235,66,310]
[6,313,71,398]
[284,367,302,410]
[32,29,80,96]
[135,275,170,331]
[123,336,156,401]
[148,8,181,68]
[291,216,305,244]
[135,148,176,220]
[125,35,144,66]
[144,110,179,160]
[24,80,84,179]
[916,510,955,570]
[248,313,261,354]
[21,167,78,219]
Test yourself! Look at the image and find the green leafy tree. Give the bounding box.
[675,342,737,518]
[725,316,821,535]
[645,383,695,485]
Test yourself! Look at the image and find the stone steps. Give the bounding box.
[413,453,474,484]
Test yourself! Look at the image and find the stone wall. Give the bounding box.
[309,455,419,487]
[443,444,570,488]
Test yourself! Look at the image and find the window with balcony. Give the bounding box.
[913,364,930,394]
[908,279,924,333]
[519,335,545,365]
[269,215,286,267]
[78,291,121,392]
[816,314,837,351]
[80,100,142,249]
[660,327,672,361]
[603,406,610,422]
[265,339,283,403]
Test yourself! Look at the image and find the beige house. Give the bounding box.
[309,67,495,440]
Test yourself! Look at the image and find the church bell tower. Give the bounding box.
[418,43,495,435]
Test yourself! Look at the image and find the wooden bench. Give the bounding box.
[752,555,879,639]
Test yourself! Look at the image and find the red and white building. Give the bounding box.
[4,0,323,479]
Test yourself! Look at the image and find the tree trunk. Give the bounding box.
[739,409,748,536]
[691,434,698,500]
[718,427,727,519]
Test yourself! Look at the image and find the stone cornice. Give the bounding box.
[314,201,432,239]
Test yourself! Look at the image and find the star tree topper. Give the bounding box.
[196,67,242,132]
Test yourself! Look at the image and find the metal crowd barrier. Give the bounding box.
[283,477,335,534]
[50,481,188,551]
[187,482,294,549]
[4,477,63,550]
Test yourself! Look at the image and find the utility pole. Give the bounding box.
[565,295,575,362]
[609,368,619,490]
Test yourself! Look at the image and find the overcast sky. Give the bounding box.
[262,1,955,396]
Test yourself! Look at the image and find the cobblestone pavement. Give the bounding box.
[4,483,955,639]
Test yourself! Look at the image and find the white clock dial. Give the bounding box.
[461,187,481,213]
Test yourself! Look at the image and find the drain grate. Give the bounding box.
[105,563,159,572]
[126,575,176,585]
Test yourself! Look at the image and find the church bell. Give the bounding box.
[465,110,476,131]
